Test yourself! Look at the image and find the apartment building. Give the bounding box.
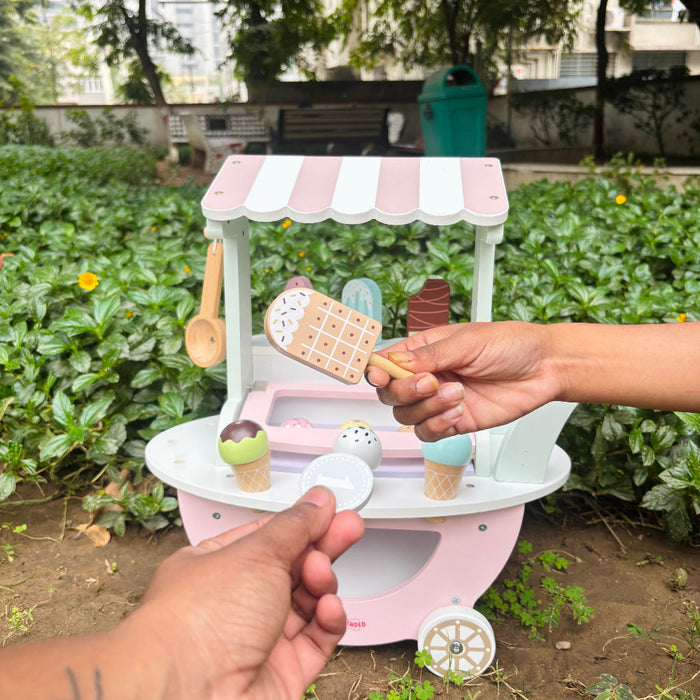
[48,0,700,104]
[511,0,699,81]
[41,0,239,104]
[150,0,241,102]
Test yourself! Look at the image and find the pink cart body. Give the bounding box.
[145,155,575,677]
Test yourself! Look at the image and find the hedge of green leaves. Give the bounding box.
[1,147,698,540]
[0,146,220,531]
[498,157,700,542]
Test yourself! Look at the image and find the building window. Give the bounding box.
[632,51,687,70]
[81,77,103,94]
[560,53,617,78]
[642,1,675,19]
[205,116,228,132]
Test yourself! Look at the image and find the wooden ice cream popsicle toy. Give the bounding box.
[264,289,413,385]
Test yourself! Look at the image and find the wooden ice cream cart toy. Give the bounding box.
[145,155,575,678]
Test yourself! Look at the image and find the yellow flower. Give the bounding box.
[282,219,292,229]
[184,265,192,274]
[298,251,305,258]
[677,313,687,323]
[151,226,157,231]
[125,310,133,319]
[615,194,627,205]
[264,268,270,274]
[306,267,312,272]
[78,272,99,291]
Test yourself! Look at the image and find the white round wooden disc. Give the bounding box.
[299,453,374,512]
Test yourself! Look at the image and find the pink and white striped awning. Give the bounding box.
[202,155,508,227]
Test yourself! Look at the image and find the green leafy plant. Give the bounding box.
[368,673,435,700]
[302,683,317,699]
[60,107,148,147]
[0,146,220,529]
[639,412,700,541]
[0,145,157,185]
[0,440,39,501]
[587,671,700,700]
[5,604,36,633]
[497,155,700,540]
[586,674,635,700]
[680,599,700,657]
[82,481,179,535]
[0,523,27,562]
[476,540,592,640]
[625,592,700,665]
[0,79,54,146]
[2,147,700,539]
[367,650,438,700]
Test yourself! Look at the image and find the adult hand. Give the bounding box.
[127,486,364,700]
[367,321,563,441]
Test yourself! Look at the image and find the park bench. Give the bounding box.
[178,112,271,174]
[274,106,390,155]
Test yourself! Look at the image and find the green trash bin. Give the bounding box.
[418,66,487,156]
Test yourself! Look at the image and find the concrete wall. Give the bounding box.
[18,87,425,149]
[6,74,699,160]
[604,74,700,158]
[489,74,700,160]
[26,104,175,147]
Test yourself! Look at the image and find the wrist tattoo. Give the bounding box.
[65,668,103,700]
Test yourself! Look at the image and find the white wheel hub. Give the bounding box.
[417,606,496,678]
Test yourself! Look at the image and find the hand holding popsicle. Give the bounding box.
[264,289,412,385]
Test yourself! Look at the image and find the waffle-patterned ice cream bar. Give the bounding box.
[264,289,412,384]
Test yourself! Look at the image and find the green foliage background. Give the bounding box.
[1,147,699,540]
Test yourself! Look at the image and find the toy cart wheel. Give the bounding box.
[417,606,496,678]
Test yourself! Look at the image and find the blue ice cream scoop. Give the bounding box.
[421,433,472,467]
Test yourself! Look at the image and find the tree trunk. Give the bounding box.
[593,0,608,159]
[120,0,168,106]
[440,0,460,65]
[137,51,168,106]
[679,0,700,28]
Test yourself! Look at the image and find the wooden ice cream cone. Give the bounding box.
[232,452,271,492]
[218,419,272,493]
[424,459,466,501]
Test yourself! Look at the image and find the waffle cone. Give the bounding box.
[424,459,466,501]
[231,452,271,492]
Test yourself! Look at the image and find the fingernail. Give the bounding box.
[388,351,413,366]
[442,405,464,422]
[365,370,381,388]
[416,374,439,395]
[301,485,331,508]
[438,383,465,403]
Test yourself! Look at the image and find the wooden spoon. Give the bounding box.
[185,241,226,367]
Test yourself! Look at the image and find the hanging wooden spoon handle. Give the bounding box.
[200,241,224,319]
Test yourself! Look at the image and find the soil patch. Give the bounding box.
[1,492,698,698]
[155,159,214,188]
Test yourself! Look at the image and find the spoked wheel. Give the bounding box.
[417,606,496,678]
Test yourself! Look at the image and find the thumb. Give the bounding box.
[250,486,337,567]
[388,336,465,375]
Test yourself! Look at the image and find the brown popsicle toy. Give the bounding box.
[264,289,413,384]
[407,278,450,334]
[185,241,226,367]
